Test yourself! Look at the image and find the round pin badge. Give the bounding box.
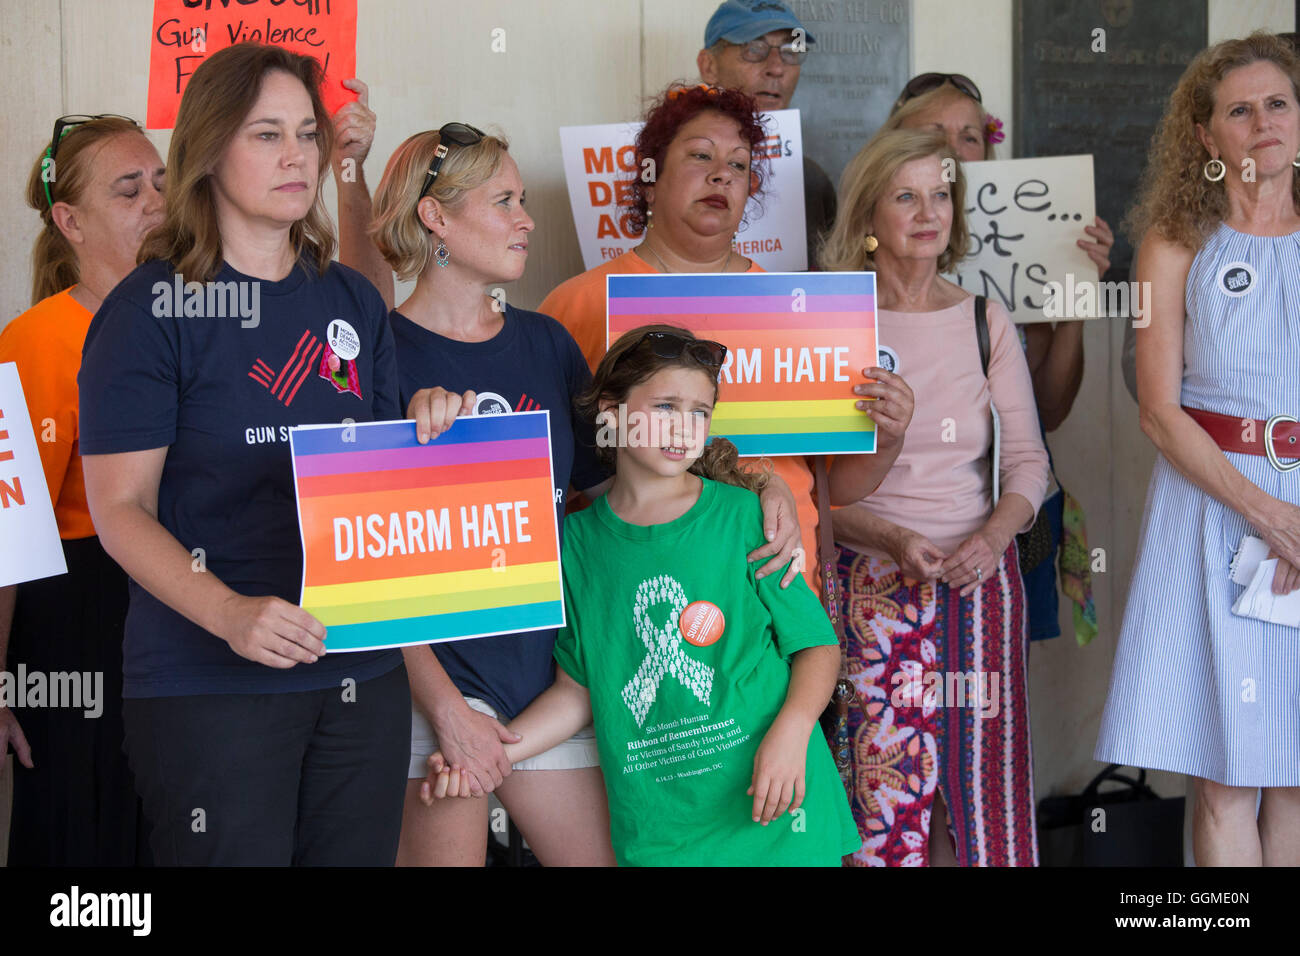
[679,600,725,647]
[1217,262,1256,298]
[327,319,361,360]
[877,345,900,374]
[473,391,511,415]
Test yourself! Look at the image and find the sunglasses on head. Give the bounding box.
[621,330,728,370]
[417,122,486,203]
[899,72,983,106]
[42,113,140,208]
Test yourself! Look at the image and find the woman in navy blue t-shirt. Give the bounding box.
[367,126,619,865]
[78,45,411,865]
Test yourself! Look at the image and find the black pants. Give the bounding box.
[122,662,411,866]
[7,535,149,866]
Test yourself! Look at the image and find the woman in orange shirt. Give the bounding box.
[540,84,913,594]
[0,116,164,865]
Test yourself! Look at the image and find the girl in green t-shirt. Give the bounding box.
[420,325,859,865]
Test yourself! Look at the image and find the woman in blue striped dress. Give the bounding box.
[1096,32,1300,866]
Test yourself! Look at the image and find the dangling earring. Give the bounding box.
[863,234,879,254]
[434,238,450,268]
[1203,158,1226,182]
[646,208,654,230]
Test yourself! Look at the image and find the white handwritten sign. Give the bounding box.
[954,155,1097,323]
[0,363,67,586]
[559,109,807,272]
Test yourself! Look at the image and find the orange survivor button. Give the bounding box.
[679,600,725,647]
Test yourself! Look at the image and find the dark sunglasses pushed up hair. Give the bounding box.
[417,122,487,202]
[42,113,140,207]
[620,329,728,370]
[898,72,983,106]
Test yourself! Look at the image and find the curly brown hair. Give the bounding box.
[575,324,770,495]
[622,83,771,237]
[1125,31,1300,250]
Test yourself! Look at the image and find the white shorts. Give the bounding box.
[408,697,599,778]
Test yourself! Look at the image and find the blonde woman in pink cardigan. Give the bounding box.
[819,128,1049,866]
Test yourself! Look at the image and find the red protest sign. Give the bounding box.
[146,0,357,130]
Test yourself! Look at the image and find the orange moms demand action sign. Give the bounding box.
[147,0,358,130]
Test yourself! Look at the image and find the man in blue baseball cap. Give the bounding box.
[697,0,836,270]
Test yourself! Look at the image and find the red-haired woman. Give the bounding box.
[541,84,913,596]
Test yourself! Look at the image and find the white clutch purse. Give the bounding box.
[1230,533,1300,627]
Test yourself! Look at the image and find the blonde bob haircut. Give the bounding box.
[819,127,968,274]
[370,129,510,281]
[884,84,996,161]
[138,43,337,282]
[1125,31,1300,251]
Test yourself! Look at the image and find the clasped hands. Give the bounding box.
[890,525,1006,598]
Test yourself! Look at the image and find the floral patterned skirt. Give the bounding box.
[836,542,1037,866]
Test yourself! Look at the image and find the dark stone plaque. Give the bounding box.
[787,0,912,188]
[1014,0,1207,277]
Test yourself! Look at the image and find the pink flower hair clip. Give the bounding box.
[985,114,1005,145]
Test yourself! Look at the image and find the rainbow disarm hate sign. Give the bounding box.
[289,413,563,652]
[606,272,878,455]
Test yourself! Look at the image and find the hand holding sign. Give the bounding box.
[406,386,477,443]
[216,592,327,669]
[332,78,376,168]
[853,366,914,452]
[1077,215,1115,275]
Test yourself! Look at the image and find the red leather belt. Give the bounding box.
[1183,406,1300,469]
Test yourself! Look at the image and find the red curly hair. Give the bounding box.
[622,83,770,236]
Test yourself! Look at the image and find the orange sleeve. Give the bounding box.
[0,313,77,519]
[540,274,605,374]
[824,451,890,508]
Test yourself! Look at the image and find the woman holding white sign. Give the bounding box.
[886,75,1111,647]
[820,127,1049,866]
[1095,32,1300,866]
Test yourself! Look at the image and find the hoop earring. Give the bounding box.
[434,239,450,268]
[863,234,879,253]
[1203,158,1226,182]
[1293,150,1300,168]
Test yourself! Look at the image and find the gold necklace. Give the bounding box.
[641,240,732,274]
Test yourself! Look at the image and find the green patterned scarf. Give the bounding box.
[1057,488,1097,646]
